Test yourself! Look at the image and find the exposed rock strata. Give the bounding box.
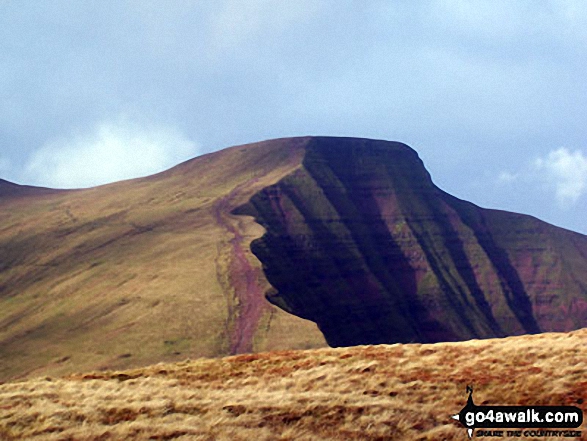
[234,137,587,345]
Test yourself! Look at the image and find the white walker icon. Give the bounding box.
[451,413,473,439]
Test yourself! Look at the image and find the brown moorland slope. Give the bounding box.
[0,138,327,382]
[0,329,585,440]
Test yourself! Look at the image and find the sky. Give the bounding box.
[1,0,586,234]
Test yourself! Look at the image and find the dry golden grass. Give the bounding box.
[1,329,585,440]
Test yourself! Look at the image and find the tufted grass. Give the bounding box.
[1,329,585,440]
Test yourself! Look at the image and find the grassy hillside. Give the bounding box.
[0,329,585,440]
[0,138,326,382]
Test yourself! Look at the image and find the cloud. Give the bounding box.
[23,117,199,189]
[0,156,10,177]
[1,1,586,233]
[207,0,323,53]
[497,171,519,184]
[498,147,587,207]
[533,148,587,205]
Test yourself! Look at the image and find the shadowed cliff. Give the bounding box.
[234,137,587,346]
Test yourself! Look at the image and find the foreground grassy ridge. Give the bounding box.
[1,330,585,440]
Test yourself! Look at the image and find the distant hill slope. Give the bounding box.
[1,136,586,381]
[0,138,327,381]
[0,178,57,198]
[1,329,585,440]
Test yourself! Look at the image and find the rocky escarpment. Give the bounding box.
[234,137,587,346]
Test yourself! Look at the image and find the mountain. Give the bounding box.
[1,136,586,381]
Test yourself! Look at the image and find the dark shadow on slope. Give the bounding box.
[301,138,455,344]
[393,188,505,339]
[243,172,422,346]
[234,138,456,345]
[441,194,541,334]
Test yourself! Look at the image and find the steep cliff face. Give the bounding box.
[235,137,587,346]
